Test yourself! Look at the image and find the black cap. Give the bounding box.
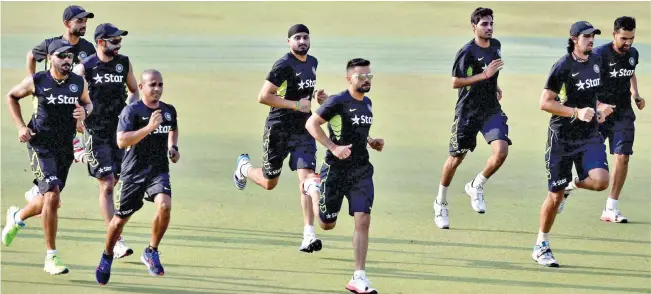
[288,24,309,38]
[94,23,128,42]
[48,39,74,55]
[63,5,94,21]
[570,21,601,36]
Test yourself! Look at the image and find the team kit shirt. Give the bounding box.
[82,54,131,134]
[32,36,96,69]
[265,52,318,130]
[545,53,603,143]
[117,100,178,182]
[316,90,374,171]
[29,71,86,144]
[451,39,503,120]
[594,42,639,116]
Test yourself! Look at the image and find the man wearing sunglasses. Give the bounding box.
[305,58,383,294]
[233,24,329,254]
[433,7,510,229]
[72,23,139,260]
[23,5,97,213]
[3,39,93,275]
[533,21,612,267]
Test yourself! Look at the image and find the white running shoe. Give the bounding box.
[532,241,559,267]
[600,208,628,223]
[465,180,486,213]
[433,200,450,229]
[557,177,578,214]
[346,276,377,294]
[233,154,250,190]
[299,233,322,253]
[24,185,39,203]
[113,236,134,259]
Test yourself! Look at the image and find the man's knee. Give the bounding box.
[43,187,61,208]
[109,215,129,230]
[319,221,336,230]
[615,154,630,165]
[354,213,371,231]
[261,178,279,190]
[99,175,116,194]
[155,194,172,214]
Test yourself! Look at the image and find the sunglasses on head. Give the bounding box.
[103,38,122,45]
[352,73,374,80]
[55,52,74,59]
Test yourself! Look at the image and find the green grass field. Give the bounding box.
[2,2,650,293]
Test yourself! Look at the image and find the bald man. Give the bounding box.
[96,70,179,285]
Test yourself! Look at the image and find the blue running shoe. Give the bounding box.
[233,154,250,190]
[141,248,164,276]
[96,252,113,285]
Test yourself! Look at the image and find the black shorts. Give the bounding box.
[545,130,608,192]
[83,130,124,179]
[114,173,171,218]
[318,162,374,224]
[600,110,635,155]
[449,110,512,157]
[27,141,74,194]
[261,122,317,179]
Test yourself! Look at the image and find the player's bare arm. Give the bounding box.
[258,80,310,112]
[306,113,351,159]
[26,50,37,76]
[540,89,597,123]
[72,63,85,76]
[168,127,180,163]
[452,59,504,89]
[117,109,162,148]
[126,61,139,104]
[630,74,645,110]
[5,76,36,142]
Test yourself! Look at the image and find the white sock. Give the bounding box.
[240,163,251,178]
[473,173,488,187]
[606,197,618,210]
[568,177,579,190]
[536,231,549,245]
[436,185,448,204]
[13,210,24,226]
[353,270,366,280]
[46,249,57,257]
[304,225,315,235]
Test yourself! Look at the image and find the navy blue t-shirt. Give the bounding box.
[117,100,178,182]
[316,90,373,167]
[593,42,639,114]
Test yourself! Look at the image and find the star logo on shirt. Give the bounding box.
[298,80,305,90]
[610,69,618,78]
[576,80,586,90]
[46,94,56,104]
[482,64,488,72]
[93,73,103,84]
[351,114,360,125]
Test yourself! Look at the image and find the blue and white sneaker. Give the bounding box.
[141,248,164,276]
[532,241,559,267]
[96,252,113,285]
[233,154,250,190]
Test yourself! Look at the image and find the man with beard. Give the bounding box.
[72,23,139,259]
[233,24,329,253]
[533,21,613,267]
[96,69,179,284]
[27,5,96,75]
[558,16,644,223]
[305,58,383,294]
[433,7,510,229]
[2,39,93,275]
[23,5,96,208]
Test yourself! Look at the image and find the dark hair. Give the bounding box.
[614,16,636,32]
[566,38,576,54]
[346,58,370,71]
[471,7,493,25]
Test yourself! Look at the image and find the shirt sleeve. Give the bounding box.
[170,106,178,131]
[117,106,137,132]
[32,39,49,62]
[265,60,292,87]
[315,96,340,121]
[544,60,566,93]
[451,48,472,78]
